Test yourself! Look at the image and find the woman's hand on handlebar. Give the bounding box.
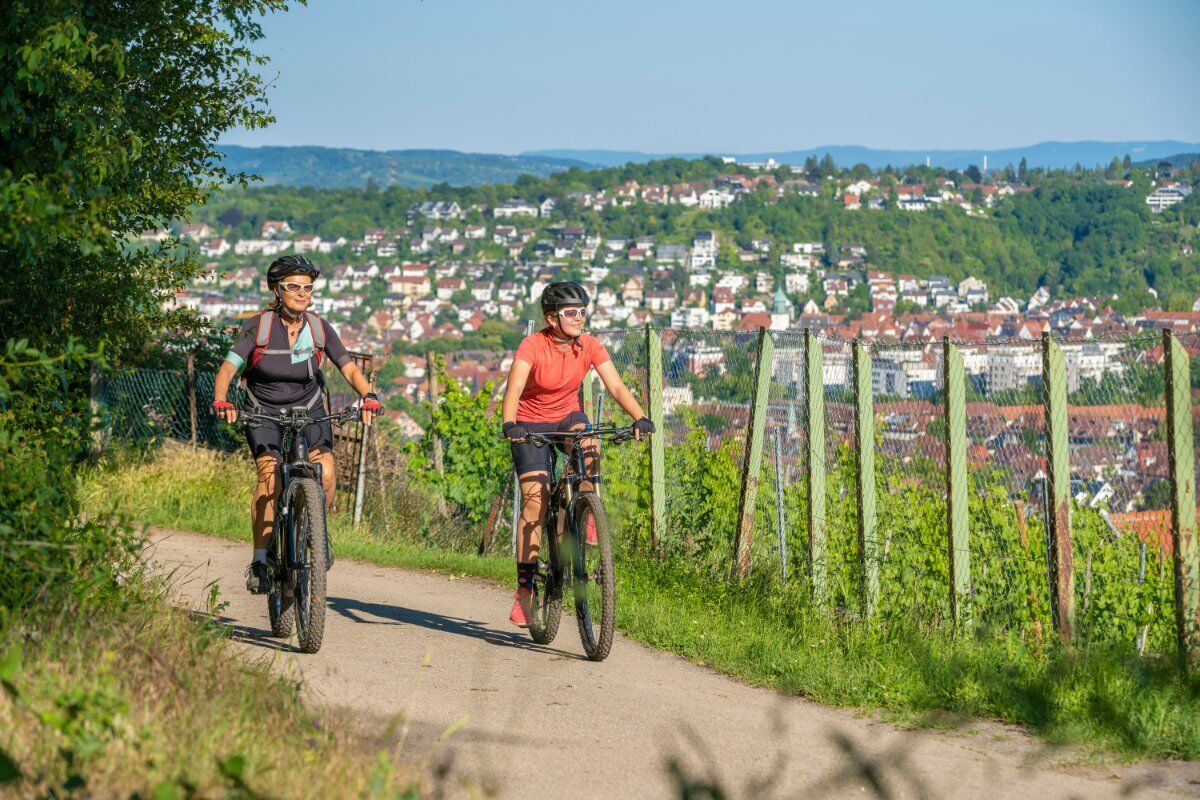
[360,392,382,426]
[212,400,238,424]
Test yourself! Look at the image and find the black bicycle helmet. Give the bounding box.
[267,255,320,287]
[540,280,590,314]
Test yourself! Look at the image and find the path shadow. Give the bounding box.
[326,595,585,660]
[186,609,300,653]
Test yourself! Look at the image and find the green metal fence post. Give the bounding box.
[943,338,971,628]
[1165,329,1200,668]
[853,339,878,616]
[805,329,827,602]
[582,368,596,420]
[732,326,775,581]
[646,325,666,553]
[1042,331,1075,640]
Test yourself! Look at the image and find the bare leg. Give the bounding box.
[251,454,280,550]
[517,471,550,562]
[311,449,336,509]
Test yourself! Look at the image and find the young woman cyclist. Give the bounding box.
[500,280,655,627]
[210,255,383,593]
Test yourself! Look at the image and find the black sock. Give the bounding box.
[516,561,537,590]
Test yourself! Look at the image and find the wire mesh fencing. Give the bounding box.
[587,326,1199,661]
[94,351,375,507]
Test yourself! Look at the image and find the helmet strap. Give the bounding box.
[277,290,304,322]
[550,317,580,348]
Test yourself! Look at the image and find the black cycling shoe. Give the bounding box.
[245,560,272,594]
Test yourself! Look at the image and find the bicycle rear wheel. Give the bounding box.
[528,513,563,645]
[290,477,328,654]
[267,583,295,637]
[267,523,295,637]
[571,492,614,662]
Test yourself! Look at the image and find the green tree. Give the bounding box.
[1,0,290,358]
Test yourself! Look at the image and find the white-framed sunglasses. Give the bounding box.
[556,308,588,320]
[280,282,314,294]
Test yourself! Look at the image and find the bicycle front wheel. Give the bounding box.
[571,492,614,662]
[290,477,328,654]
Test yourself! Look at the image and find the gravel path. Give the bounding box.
[145,527,1200,799]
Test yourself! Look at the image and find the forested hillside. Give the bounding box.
[218,144,592,188]
[191,156,1200,311]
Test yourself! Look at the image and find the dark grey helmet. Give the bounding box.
[267,255,320,287]
[540,280,590,314]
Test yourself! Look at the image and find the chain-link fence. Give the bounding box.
[590,327,1198,661]
[94,352,375,510]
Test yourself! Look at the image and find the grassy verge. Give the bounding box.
[82,445,1200,762]
[1,572,417,798]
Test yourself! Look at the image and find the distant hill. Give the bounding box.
[216,145,596,188]
[525,140,1200,171]
[1135,152,1200,168]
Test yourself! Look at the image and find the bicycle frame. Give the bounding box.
[528,425,632,577]
[243,407,355,576]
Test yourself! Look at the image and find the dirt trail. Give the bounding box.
[145,528,1199,799]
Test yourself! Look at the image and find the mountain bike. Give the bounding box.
[522,423,636,662]
[241,406,357,654]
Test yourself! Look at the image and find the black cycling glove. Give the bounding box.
[502,421,529,441]
[633,417,655,436]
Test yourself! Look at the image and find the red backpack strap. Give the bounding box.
[248,310,275,370]
[255,310,275,346]
[306,311,326,366]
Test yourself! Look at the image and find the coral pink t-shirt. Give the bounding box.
[513,330,611,422]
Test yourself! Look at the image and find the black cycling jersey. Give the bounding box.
[226,312,352,408]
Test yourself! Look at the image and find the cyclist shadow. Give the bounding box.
[326,595,586,660]
[186,610,303,653]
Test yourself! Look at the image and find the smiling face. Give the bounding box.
[546,304,587,336]
[276,274,314,315]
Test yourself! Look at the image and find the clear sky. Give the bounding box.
[221,0,1200,154]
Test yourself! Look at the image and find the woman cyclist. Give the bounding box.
[500,280,654,627]
[210,255,382,593]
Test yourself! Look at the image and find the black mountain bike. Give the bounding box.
[522,424,636,662]
[241,406,357,654]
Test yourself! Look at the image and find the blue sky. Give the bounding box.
[222,0,1200,153]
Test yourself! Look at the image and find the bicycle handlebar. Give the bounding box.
[519,424,637,448]
[238,406,360,431]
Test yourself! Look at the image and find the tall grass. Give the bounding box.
[83,445,1200,761]
[1,574,419,798]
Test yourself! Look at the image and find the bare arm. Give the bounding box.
[502,359,532,425]
[594,360,646,424]
[340,362,377,424]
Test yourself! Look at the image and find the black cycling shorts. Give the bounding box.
[244,395,334,460]
[509,411,590,477]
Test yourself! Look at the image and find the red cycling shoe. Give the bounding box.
[509,588,533,628]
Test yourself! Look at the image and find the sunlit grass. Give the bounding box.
[82,444,1200,761]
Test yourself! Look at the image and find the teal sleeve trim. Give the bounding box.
[225,351,244,369]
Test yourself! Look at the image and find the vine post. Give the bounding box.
[1042,332,1075,640]
[853,339,878,617]
[943,338,971,628]
[1164,329,1200,668]
[805,329,827,603]
[731,327,774,581]
[646,324,666,553]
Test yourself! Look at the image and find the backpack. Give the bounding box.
[247,309,327,378]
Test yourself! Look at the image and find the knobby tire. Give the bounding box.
[572,492,614,662]
[292,477,328,654]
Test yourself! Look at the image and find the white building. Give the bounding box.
[1145,185,1192,213]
